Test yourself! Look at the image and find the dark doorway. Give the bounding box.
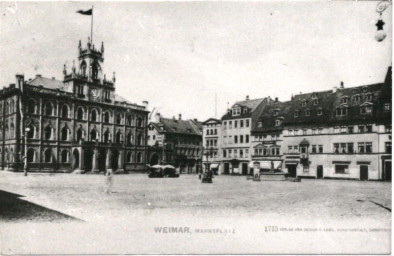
[224,163,230,174]
[383,161,391,181]
[84,148,94,172]
[72,149,79,170]
[360,165,369,181]
[317,165,323,179]
[150,153,159,166]
[98,149,106,172]
[111,149,119,171]
[242,163,248,175]
[286,164,297,177]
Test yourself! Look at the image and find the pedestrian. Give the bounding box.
[105,169,113,194]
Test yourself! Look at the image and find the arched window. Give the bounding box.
[92,61,100,79]
[80,60,87,76]
[90,129,98,141]
[61,105,69,118]
[126,115,133,126]
[76,128,84,142]
[27,99,36,114]
[45,102,53,116]
[27,148,35,163]
[126,151,132,163]
[103,130,111,143]
[10,148,14,162]
[44,148,52,163]
[61,150,68,163]
[61,126,69,141]
[137,134,143,146]
[126,132,133,145]
[116,131,122,144]
[116,113,122,124]
[9,100,14,114]
[137,117,143,127]
[91,109,98,122]
[77,107,84,120]
[27,124,35,139]
[44,125,52,140]
[104,111,110,123]
[137,152,142,163]
[10,123,14,137]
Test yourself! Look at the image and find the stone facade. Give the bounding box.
[0,40,149,173]
[202,118,222,174]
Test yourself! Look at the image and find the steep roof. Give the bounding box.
[151,117,202,136]
[27,76,64,90]
[27,75,135,105]
[221,97,268,120]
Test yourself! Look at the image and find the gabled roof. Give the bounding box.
[150,117,202,136]
[221,97,269,120]
[27,75,135,106]
[203,118,221,125]
[27,76,64,90]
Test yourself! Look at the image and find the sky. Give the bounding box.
[0,1,392,121]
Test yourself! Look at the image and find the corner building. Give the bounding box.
[0,40,149,173]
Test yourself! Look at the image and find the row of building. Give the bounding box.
[202,67,392,181]
[1,37,391,180]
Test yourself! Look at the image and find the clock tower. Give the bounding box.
[63,38,116,103]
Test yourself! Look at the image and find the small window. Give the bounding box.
[313,99,319,105]
[317,108,322,115]
[258,121,262,128]
[305,110,310,116]
[335,165,349,174]
[294,110,299,118]
[275,119,281,126]
[384,103,391,111]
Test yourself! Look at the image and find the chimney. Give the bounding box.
[35,74,41,78]
[155,112,161,123]
[333,86,337,93]
[178,114,182,120]
[15,74,24,90]
[245,95,249,100]
[142,100,149,110]
[275,97,278,102]
[340,81,344,89]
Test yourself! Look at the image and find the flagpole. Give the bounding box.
[91,5,94,45]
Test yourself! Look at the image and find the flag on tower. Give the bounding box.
[76,8,92,15]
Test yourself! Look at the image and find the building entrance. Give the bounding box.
[317,165,323,179]
[72,149,80,170]
[383,161,391,181]
[111,149,119,171]
[84,148,94,172]
[360,165,368,181]
[286,164,297,177]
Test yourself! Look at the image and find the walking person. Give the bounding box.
[104,169,113,194]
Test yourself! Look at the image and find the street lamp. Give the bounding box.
[23,127,30,176]
[375,1,391,42]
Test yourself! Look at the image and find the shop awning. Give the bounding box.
[210,163,219,168]
[249,161,282,169]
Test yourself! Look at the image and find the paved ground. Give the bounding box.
[0,172,391,254]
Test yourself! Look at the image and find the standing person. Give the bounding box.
[105,169,113,194]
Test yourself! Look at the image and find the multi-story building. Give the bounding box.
[147,113,203,173]
[251,67,391,181]
[202,118,222,174]
[221,96,271,175]
[0,39,149,173]
[251,99,291,172]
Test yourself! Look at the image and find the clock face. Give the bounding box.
[90,88,101,99]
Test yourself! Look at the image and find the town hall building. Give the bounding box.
[0,39,149,173]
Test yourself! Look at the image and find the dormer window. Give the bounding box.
[341,96,349,104]
[273,109,279,116]
[362,87,368,93]
[317,108,322,116]
[365,94,372,101]
[353,94,361,102]
[360,103,373,114]
[336,106,348,116]
[232,107,241,116]
[275,119,281,126]
[294,110,299,118]
[305,109,310,116]
[313,99,319,105]
[302,100,307,107]
[258,121,262,128]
